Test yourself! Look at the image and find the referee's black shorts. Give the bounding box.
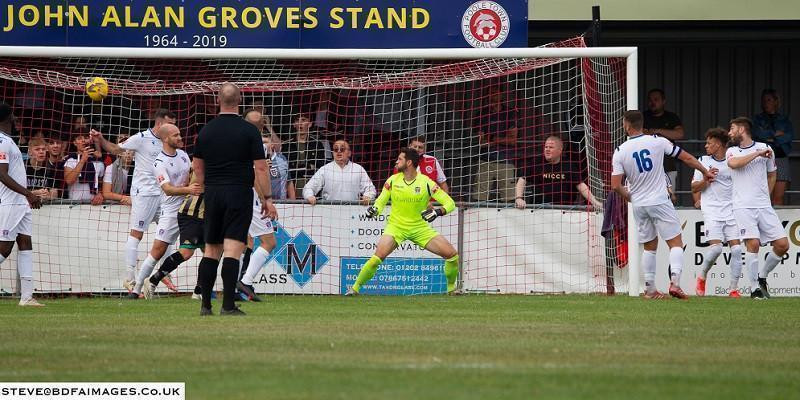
[203,185,253,244]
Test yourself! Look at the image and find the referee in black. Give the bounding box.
[192,83,277,316]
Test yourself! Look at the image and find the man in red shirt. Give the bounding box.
[393,136,449,193]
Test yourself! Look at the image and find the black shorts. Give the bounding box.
[203,186,253,245]
[177,213,204,250]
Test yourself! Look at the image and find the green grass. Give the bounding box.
[1,295,799,399]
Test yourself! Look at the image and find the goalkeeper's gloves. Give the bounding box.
[365,205,379,219]
[421,207,445,222]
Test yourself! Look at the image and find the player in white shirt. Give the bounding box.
[691,128,744,298]
[726,117,789,299]
[91,109,176,291]
[611,111,714,299]
[0,103,44,306]
[133,124,199,299]
[236,109,281,302]
[302,139,376,205]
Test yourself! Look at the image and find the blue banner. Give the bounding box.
[0,1,527,48]
[340,257,447,295]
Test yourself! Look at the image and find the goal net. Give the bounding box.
[0,36,632,296]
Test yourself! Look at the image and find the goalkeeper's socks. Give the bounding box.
[198,257,219,309]
[220,257,239,310]
[353,255,382,293]
[242,246,270,286]
[701,244,723,279]
[444,254,459,292]
[759,252,782,279]
[668,247,684,286]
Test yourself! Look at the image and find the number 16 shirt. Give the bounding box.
[611,134,681,206]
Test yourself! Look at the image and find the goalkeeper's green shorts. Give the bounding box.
[384,223,439,248]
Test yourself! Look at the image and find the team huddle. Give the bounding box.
[612,111,789,299]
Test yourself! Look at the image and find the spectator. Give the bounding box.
[243,108,278,138]
[71,115,89,134]
[63,132,105,204]
[643,88,684,190]
[244,108,293,199]
[45,132,67,198]
[472,88,519,202]
[284,114,330,195]
[405,136,449,193]
[20,130,44,162]
[25,138,58,200]
[265,132,294,200]
[514,135,601,209]
[752,89,794,205]
[101,134,133,205]
[302,139,376,205]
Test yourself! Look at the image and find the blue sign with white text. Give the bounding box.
[0,1,527,48]
[340,257,446,295]
[254,221,329,288]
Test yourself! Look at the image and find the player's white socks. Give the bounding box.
[745,252,759,288]
[124,236,141,281]
[701,244,723,279]
[642,250,657,290]
[134,255,157,293]
[242,246,270,286]
[759,252,782,279]
[669,247,683,286]
[729,245,743,291]
[17,250,34,300]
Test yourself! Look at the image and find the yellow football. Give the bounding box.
[85,77,108,101]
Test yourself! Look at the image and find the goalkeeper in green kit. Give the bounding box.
[346,148,460,295]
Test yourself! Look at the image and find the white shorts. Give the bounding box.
[632,202,682,244]
[0,204,32,241]
[154,209,179,244]
[733,208,786,245]
[703,218,739,243]
[129,194,161,232]
[248,204,274,238]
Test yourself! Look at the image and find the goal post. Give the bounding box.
[0,39,639,296]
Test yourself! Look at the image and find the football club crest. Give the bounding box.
[462,1,510,48]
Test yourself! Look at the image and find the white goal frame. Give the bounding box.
[0,45,640,296]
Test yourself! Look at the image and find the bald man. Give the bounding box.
[130,123,199,298]
[91,109,176,292]
[192,83,277,315]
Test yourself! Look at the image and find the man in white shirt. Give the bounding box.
[134,124,198,299]
[726,117,789,299]
[91,109,176,292]
[0,103,43,306]
[611,110,714,300]
[303,139,376,205]
[691,127,743,298]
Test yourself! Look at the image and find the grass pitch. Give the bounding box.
[1,295,799,399]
